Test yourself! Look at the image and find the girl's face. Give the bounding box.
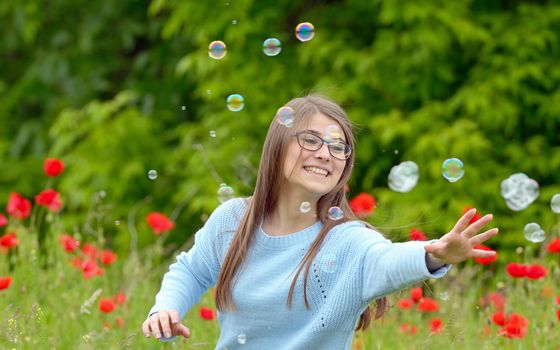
[282,113,348,197]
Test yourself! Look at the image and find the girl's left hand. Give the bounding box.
[424,209,499,265]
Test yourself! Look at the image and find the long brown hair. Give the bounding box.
[215,94,387,331]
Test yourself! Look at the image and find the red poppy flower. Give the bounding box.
[506,263,527,278]
[146,212,175,235]
[409,228,427,241]
[0,213,7,227]
[526,264,547,280]
[44,158,64,177]
[479,291,506,310]
[71,256,83,268]
[199,306,216,320]
[396,298,414,310]
[59,234,80,252]
[99,298,116,313]
[410,287,423,302]
[0,276,12,290]
[491,311,506,326]
[499,313,528,339]
[113,292,126,305]
[556,296,560,306]
[81,258,104,279]
[100,250,117,265]
[557,310,560,321]
[462,206,482,224]
[474,244,497,265]
[6,193,32,219]
[399,323,417,335]
[34,189,62,212]
[82,243,98,258]
[0,232,18,249]
[349,193,376,218]
[547,239,560,253]
[429,318,443,334]
[418,297,439,312]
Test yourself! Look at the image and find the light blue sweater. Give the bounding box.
[148,198,450,349]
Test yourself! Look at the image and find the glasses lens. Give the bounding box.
[329,143,351,159]
[299,133,322,150]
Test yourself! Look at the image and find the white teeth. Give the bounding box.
[304,166,329,177]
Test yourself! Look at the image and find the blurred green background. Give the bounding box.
[1,0,559,260]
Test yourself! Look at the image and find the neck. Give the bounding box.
[263,188,320,236]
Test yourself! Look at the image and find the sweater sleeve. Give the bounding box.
[147,199,244,319]
[360,230,451,302]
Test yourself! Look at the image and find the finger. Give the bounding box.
[169,310,180,324]
[142,319,151,337]
[159,311,173,339]
[451,209,477,234]
[469,228,499,246]
[149,316,162,339]
[463,214,493,238]
[471,248,497,259]
[174,323,191,339]
[424,243,440,254]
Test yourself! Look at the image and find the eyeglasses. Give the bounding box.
[292,131,352,160]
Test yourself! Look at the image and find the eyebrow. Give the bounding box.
[304,129,346,142]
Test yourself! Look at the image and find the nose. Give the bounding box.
[313,143,331,161]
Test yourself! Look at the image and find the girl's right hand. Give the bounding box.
[142,310,191,340]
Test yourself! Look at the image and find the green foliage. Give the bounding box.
[1,0,560,257]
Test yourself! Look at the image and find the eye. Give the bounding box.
[303,136,320,145]
[330,143,346,153]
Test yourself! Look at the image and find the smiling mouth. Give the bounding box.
[303,166,330,177]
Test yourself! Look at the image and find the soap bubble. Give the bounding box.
[263,38,282,57]
[439,291,449,301]
[295,22,315,42]
[324,124,343,142]
[148,170,158,180]
[319,253,338,273]
[500,173,539,211]
[226,94,245,112]
[237,333,247,345]
[388,161,419,193]
[299,202,311,213]
[217,183,235,203]
[523,222,546,243]
[327,206,343,220]
[441,158,464,183]
[209,130,216,138]
[208,41,227,59]
[275,106,294,127]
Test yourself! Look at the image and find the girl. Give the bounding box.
[142,95,498,349]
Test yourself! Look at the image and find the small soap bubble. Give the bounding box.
[209,130,217,138]
[324,124,343,142]
[320,253,338,273]
[148,170,158,180]
[115,220,120,226]
[524,222,546,243]
[394,150,399,154]
[388,161,419,193]
[217,183,235,203]
[295,22,315,42]
[208,41,227,60]
[439,291,449,301]
[232,19,238,25]
[299,201,311,213]
[181,106,186,111]
[327,206,343,220]
[275,106,294,127]
[207,90,212,95]
[516,246,524,254]
[442,158,464,183]
[551,194,560,213]
[262,38,282,56]
[237,333,247,345]
[226,94,245,112]
[99,190,106,198]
